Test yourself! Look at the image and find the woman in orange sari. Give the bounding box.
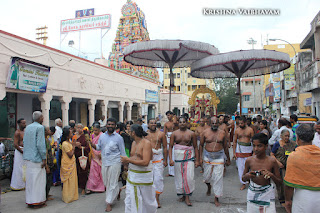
[86,123,105,193]
[60,126,80,203]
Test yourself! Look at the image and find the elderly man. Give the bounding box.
[268,118,293,146]
[284,124,320,213]
[23,111,47,208]
[53,118,63,143]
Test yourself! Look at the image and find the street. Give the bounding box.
[0,150,286,213]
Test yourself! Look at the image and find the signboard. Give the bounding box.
[76,8,95,18]
[6,57,50,93]
[284,67,296,90]
[305,97,312,106]
[61,14,111,33]
[145,89,158,103]
[273,81,281,102]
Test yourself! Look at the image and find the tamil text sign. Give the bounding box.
[6,57,50,93]
[145,90,158,103]
[61,14,111,33]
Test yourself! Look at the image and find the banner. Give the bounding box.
[284,67,295,90]
[6,57,50,93]
[61,14,111,33]
[76,8,94,18]
[145,89,158,103]
[273,81,281,102]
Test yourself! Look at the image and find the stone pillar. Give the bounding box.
[38,94,52,127]
[118,101,125,122]
[88,99,96,126]
[60,96,72,127]
[127,102,133,121]
[314,24,320,59]
[137,103,142,119]
[101,99,109,119]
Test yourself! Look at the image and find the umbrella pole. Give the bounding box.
[238,78,242,116]
[169,66,173,111]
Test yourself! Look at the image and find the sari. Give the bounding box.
[60,141,78,203]
[86,132,105,192]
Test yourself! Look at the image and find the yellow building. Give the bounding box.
[163,67,214,97]
[263,43,312,114]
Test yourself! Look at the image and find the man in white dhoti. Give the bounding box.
[10,118,26,190]
[284,124,320,213]
[242,133,281,213]
[169,116,199,206]
[23,111,47,208]
[121,124,157,213]
[146,118,167,208]
[233,116,254,190]
[164,111,177,177]
[200,117,230,206]
[90,117,126,212]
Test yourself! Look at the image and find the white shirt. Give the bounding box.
[0,143,5,156]
[312,132,320,148]
[268,126,293,145]
[142,123,148,132]
[53,126,62,142]
[98,119,106,127]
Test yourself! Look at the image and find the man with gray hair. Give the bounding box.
[53,118,63,143]
[284,124,320,213]
[23,111,47,208]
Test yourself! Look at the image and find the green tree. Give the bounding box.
[214,78,238,115]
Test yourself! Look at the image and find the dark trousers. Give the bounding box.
[46,172,53,198]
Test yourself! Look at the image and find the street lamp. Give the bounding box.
[68,40,99,58]
[269,38,299,114]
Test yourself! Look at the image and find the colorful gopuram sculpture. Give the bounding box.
[108,0,159,83]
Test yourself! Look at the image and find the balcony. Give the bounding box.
[299,60,320,92]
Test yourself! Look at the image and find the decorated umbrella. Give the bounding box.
[124,40,219,111]
[190,49,291,115]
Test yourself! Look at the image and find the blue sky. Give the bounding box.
[1,0,320,82]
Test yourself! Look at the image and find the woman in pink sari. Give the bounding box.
[86,123,105,193]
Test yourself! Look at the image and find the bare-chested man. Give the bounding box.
[10,118,27,190]
[242,133,281,212]
[146,118,168,208]
[164,111,177,177]
[218,115,230,148]
[195,118,209,173]
[121,124,157,213]
[169,117,199,206]
[233,116,254,190]
[200,117,231,207]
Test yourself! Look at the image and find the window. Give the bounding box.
[173,73,177,78]
[177,86,180,91]
[244,95,250,101]
[192,85,197,90]
[188,73,191,78]
[177,73,180,78]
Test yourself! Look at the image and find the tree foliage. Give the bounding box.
[214,78,238,115]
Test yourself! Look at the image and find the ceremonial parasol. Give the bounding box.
[124,40,219,111]
[190,49,291,115]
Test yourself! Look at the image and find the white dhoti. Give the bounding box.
[174,144,195,196]
[152,148,164,194]
[125,163,157,213]
[101,163,121,205]
[292,188,320,213]
[235,143,253,185]
[25,161,46,205]
[247,182,276,213]
[10,148,26,190]
[167,132,174,176]
[203,149,224,197]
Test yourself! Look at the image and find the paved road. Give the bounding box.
[0,151,286,213]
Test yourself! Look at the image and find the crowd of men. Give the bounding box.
[3,111,320,213]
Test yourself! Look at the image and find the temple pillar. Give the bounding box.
[88,99,97,126]
[38,93,52,127]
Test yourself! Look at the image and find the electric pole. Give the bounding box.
[36,26,48,45]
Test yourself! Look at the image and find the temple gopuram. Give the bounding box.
[108,0,159,83]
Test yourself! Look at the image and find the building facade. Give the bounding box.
[240,77,264,115]
[163,67,215,97]
[0,30,158,138]
[299,10,320,118]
